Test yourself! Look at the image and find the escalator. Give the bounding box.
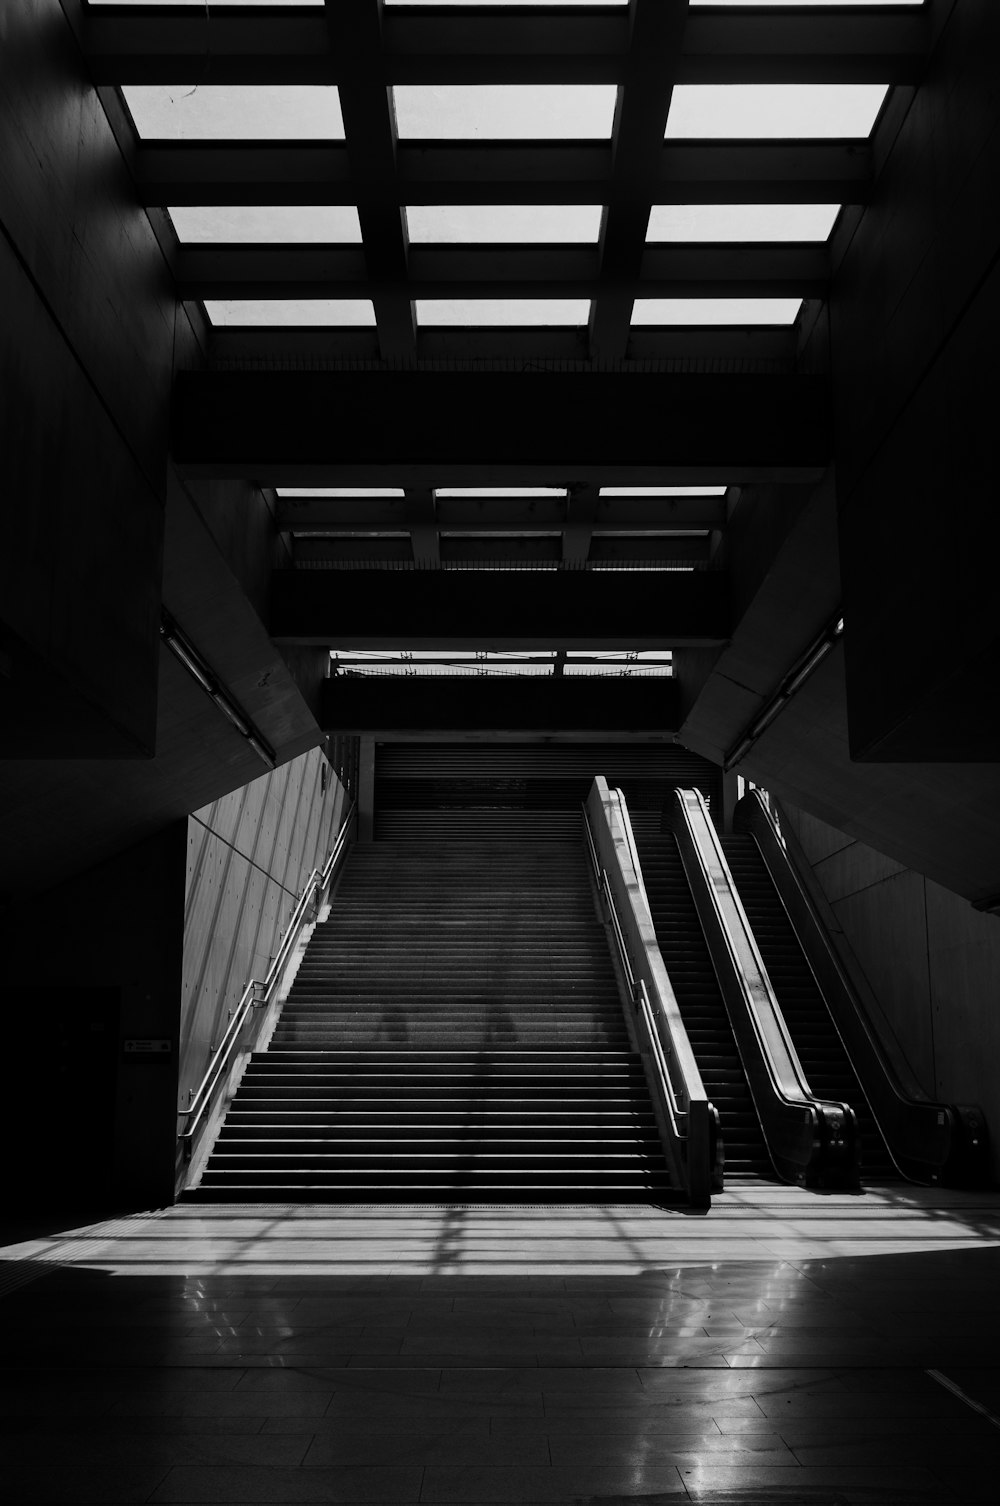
[636,834,774,1179]
[720,834,895,1182]
[728,790,990,1188]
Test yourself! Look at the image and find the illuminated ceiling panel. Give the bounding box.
[600,487,728,498]
[647,204,841,243]
[436,488,569,499]
[279,489,406,499]
[665,85,889,140]
[169,206,362,244]
[122,85,345,140]
[393,85,618,141]
[204,300,375,327]
[406,205,603,244]
[631,298,802,325]
[416,299,591,326]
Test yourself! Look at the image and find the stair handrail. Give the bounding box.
[177,799,356,1160]
[736,789,990,1184]
[584,778,717,1206]
[671,787,857,1187]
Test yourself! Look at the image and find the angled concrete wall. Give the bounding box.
[782,800,1000,1180]
[179,748,347,1127]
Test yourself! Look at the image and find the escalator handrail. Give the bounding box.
[671,787,857,1186]
[583,779,716,1205]
[736,788,989,1184]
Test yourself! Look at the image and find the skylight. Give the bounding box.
[96,1,324,7]
[406,205,603,245]
[600,487,728,497]
[647,204,840,243]
[386,1,626,7]
[122,85,344,141]
[204,300,375,327]
[665,85,889,140]
[278,490,406,499]
[631,298,801,326]
[393,86,617,141]
[416,299,590,326]
[169,207,362,245]
[435,488,568,499]
[691,1,919,6]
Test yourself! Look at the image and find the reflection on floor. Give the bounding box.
[3,1185,1000,1503]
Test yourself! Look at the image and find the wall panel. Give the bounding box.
[178,747,347,1122]
[782,799,1000,1177]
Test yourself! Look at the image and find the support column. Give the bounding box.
[358,735,376,842]
[718,769,741,833]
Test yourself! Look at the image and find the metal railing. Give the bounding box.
[177,800,356,1163]
[583,780,717,1206]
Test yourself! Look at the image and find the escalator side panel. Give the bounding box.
[635,834,774,1180]
[721,835,896,1181]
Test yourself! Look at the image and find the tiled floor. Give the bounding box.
[3,1185,1000,1503]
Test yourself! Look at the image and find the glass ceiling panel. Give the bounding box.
[279,489,406,498]
[691,2,919,6]
[563,663,673,675]
[385,2,626,7]
[665,85,888,140]
[631,297,801,326]
[393,86,617,141]
[600,487,727,497]
[122,85,344,141]
[647,204,840,243]
[436,488,568,498]
[406,205,603,244]
[204,300,375,327]
[416,299,590,326]
[169,206,362,245]
[95,2,324,7]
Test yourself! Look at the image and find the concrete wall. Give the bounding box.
[0,747,347,1212]
[178,747,348,1122]
[2,822,187,1213]
[782,800,1000,1178]
[832,0,1000,762]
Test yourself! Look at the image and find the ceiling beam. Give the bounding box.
[271,569,730,649]
[589,0,689,362]
[276,496,729,530]
[172,369,831,483]
[175,244,828,294]
[136,142,872,208]
[208,324,799,367]
[331,2,416,361]
[320,673,681,736]
[84,10,927,86]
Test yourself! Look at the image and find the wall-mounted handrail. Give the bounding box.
[178,799,356,1160]
[671,787,857,1188]
[584,779,717,1207]
[736,789,990,1185]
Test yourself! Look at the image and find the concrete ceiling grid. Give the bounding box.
[19,0,992,905]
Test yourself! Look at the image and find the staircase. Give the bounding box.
[720,835,896,1180]
[635,834,774,1180]
[190,841,673,1201]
